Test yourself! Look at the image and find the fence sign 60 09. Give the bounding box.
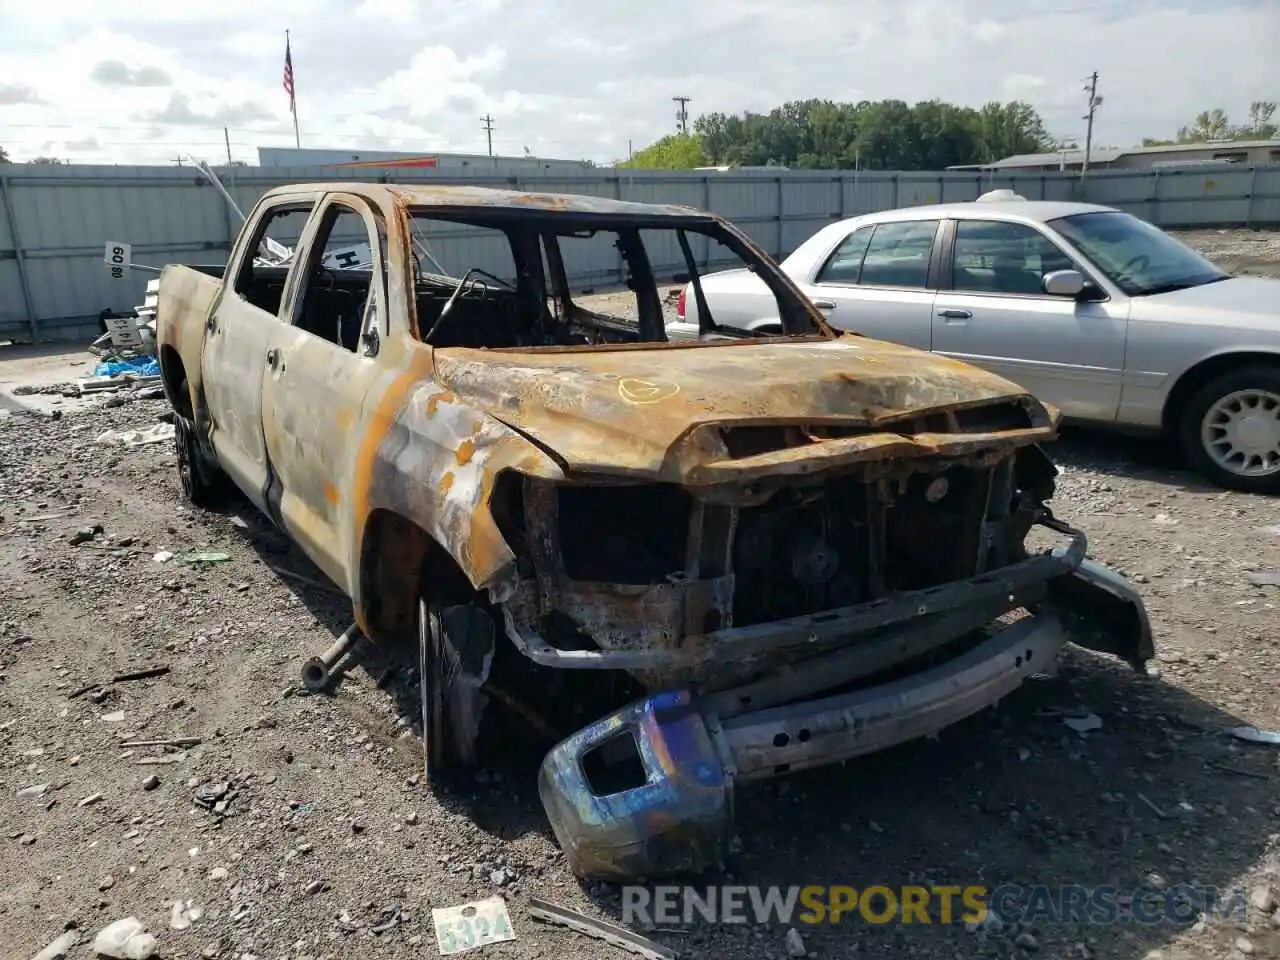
[104,242,132,281]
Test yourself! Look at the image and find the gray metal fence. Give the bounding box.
[1,162,1277,343]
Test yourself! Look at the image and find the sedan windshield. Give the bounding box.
[1050,211,1228,297]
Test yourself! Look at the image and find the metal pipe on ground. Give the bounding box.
[300,624,362,691]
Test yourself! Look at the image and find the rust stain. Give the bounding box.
[426,390,456,417]
[456,439,476,465]
[440,471,455,494]
[324,482,340,507]
[351,347,435,546]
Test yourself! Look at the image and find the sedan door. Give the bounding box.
[796,219,940,351]
[930,218,1128,423]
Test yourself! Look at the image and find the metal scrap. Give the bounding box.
[527,897,675,960]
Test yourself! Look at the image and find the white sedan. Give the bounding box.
[674,198,1280,494]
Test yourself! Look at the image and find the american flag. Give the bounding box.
[282,36,295,111]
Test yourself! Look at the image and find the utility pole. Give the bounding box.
[223,127,233,166]
[672,96,691,134]
[480,115,495,157]
[627,138,633,162]
[1081,72,1102,179]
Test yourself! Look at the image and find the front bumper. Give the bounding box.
[538,559,1154,881]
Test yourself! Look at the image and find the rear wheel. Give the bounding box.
[174,410,230,507]
[1178,366,1280,494]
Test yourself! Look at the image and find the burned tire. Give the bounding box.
[174,413,230,508]
[417,599,494,780]
[1177,366,1280,495]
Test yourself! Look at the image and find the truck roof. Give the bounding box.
[261,181,715,220]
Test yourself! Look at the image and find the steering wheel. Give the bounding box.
[1119,253,1149,276]
[423,269,517,344]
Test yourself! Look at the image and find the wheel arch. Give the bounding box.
[1161,350,1280,436]
[356,509,477,644]
[158,344,194,420]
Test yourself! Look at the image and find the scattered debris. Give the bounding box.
[94,424,175,447]
[193,777,243,817]
[1251,886,1275,913]
[1245,569,1280,588]
[92,917,158,960]
[101,711,126,723]
[69,527,96,545]
[17,783,50,800]
[370,907,404,935]
[78,793,104,807]
[1152,513,1179,527]
[1063,713,1103,734]
[120,737,201,749]
[1227,726,1280,746]
[113,666,171,683]
[30,929,80,960]
[142,774,161,791]
[304,879,327,896]
[169,899,204,931]
[785,927,807,957]
[181,551,231,565]
[433,897,518,956]
[152,551,174,563]
[527,897,671,960]
[1136,793,1168,819]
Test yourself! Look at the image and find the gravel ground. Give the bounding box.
[2,231,1280,960]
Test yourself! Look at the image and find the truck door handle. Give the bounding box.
[812,299,836,310]
[266,348,280,369]
[938,309,972,321]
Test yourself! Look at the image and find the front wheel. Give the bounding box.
[1178,367,1280,494]
[417,599,495,780]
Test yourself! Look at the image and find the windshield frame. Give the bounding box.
[1048,210,1228,297]
[401,206,835,349]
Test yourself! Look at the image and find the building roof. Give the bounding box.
[948,138,1280,170]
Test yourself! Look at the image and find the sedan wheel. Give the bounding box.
[1180,368,1280,494]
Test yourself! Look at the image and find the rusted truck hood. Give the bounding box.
[433,336,1056,482]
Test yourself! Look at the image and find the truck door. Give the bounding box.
[258,195,391,588]
[201,199,316,511]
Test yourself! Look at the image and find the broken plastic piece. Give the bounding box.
[538,688,731,881]
[92,917,158,959]
[1227,725,1280,745]
[1063,713,1103,734]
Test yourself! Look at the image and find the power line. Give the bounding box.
[672,96,691,134]
[480,114,495,158]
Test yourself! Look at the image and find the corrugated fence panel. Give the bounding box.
[842,174,899,216]
[2,163,1277,343]
[1251,167,1280,226]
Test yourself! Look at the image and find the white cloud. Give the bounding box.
[0,0,1275,165]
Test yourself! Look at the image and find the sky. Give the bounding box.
[0,0,1276,166]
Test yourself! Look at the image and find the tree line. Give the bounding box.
[621,98,1053,170]
[1142,101,1277,147]
[621,98,1279,170]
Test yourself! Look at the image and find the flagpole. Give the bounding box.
[287,30,300,149]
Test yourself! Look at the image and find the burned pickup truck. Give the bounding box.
[155,183,1153,880]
